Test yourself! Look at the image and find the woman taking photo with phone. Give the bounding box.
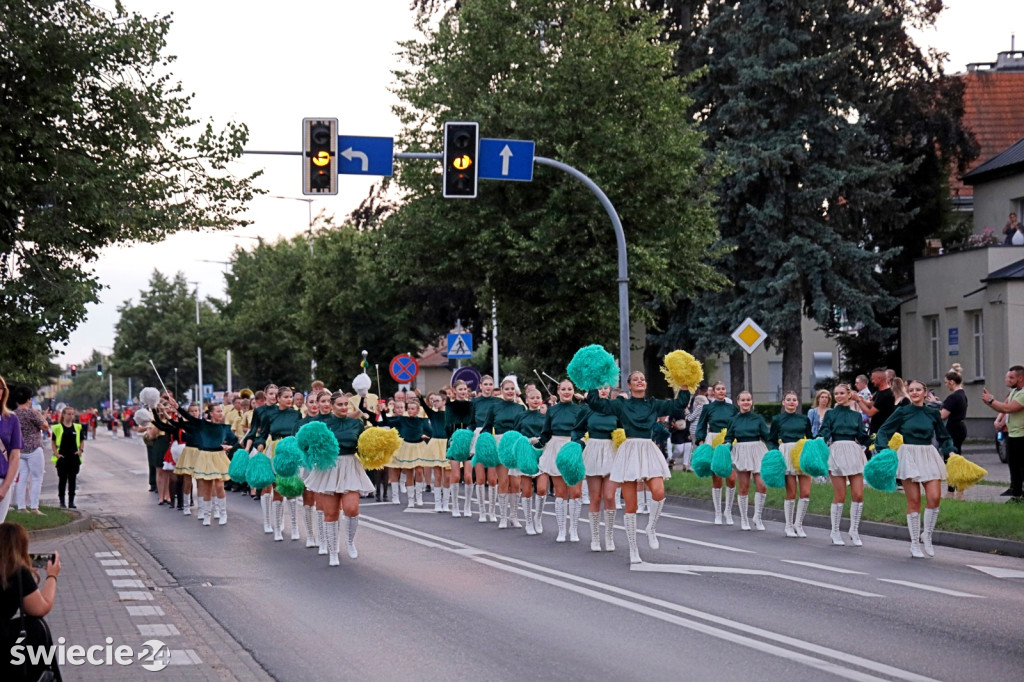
[0,522,62,681]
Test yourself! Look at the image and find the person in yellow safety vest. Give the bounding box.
[51,407,85,509]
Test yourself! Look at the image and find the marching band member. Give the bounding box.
[255,387,303,541]
[513,386,547,535]
[480,377,525,529]
[724,391,770,531]
[418,392,450,512]
[470,376,502,522]
[167,398,239,526]
[445,381,475,517]
[768,391,813,537]
[293,390,328,548]
[572,385,621,551]
[537,379,584,541]
[817,384,869,547]
[695,381,738,525]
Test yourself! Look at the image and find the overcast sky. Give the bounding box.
[60,0,1023,367]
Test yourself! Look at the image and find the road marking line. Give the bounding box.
[138,623,180,637]
[126,605,164,617]
[111,579,146,588]
[781,560,868,575]
[631,564,883,598]
[360,515,934,682]
[403,508,439,514]
[578,516,754,554]
[94,551,122,558]
[659,511,713,524]
[101,559,130,566]
[117,591,153,601]
[967,565,1024,579]
[623,563,699,575]
[877,579,984,598]
[106,569,138,577]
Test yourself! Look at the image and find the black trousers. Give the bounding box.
[57,471,77,502]
[1007,436,1024,496]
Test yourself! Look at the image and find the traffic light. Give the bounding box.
[443,121,479,199]
[302,117,338,195]
[69,364,77,378]
[96,363,103,377]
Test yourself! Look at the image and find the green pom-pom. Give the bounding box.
[799,438,830,477]
[711,444,733,478]
[555,441,586,486]
[864,448,899,492]
[691,443,714,478]
[246,452,275,489]
[760,449,787,488]
[567,344,620,391]
[472,432,499,468]
[228,449,249,484]
[272,436,303,477]
[296,421,338,469]
[446,429,473,461]
[498,431,524,469]
[275,474,305,498]
[516,438,543,476]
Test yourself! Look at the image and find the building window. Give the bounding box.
[971,311,984,379]
[927,316,940,381]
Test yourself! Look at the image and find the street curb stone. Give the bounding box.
[664,492,1024,558]
[26,509,94,542]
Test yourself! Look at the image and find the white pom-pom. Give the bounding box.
[140,387,161,408]
[134,408,153,426]
[352,372,372,397]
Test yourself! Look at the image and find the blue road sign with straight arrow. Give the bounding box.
[478,138,534,182]
[337,135,394,177]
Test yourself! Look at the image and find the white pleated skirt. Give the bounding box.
[829,441,867,477]
[583,438,616,477]
[610,438,671,483]
[896,444,947,483]
[305,456,375,495]
[779,441,802,476]
[539,436,571,477]
[732,441,767,473]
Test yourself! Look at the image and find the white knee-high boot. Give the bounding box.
[346,515,359,559]
[907,512,924,558]
[614,488,622,510]
[724,486,735,525]
[830,503,845,545]
[498,493,508,529]
[450,484,462,517]
[463,482,473,517]
[488,486,498,522]
[795,498,809,538]
[712,486,723,525]
[217,497,227,525]
[555,498,567,542]
[737,494,750,531]
[569,498,581,542]
[288,499,300,540]
[533,494,545,534]
[183,492,192,516]
[523,497,536,535]
[415,480,425,507]
[317,510,327,555]
[645,499,664,549]
[438,485,447,512]
[922,507,938,557]
[510,493,522,528]
[849,501,864,547]
[261,493,272,532]
[752,492,766,531]
[477,485,487,522]
[273,500,284,541]
[589,511,602,551]
[201,499,212,526]
[304,505,317,548]
[624,513,641,564]
[390,481,402,505]
[784,499,797,537]
[325,520,340,566]
[604,509,616,551]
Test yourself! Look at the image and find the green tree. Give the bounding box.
[385,0,722,376]
[56,349,127,409]
[1,0,259,377]
[113,271,226,397]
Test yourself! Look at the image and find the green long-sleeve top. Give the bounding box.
[394,415,431,444]
[876,404,955,455]
[321,414,363,456]
[539,401,585,446]
[586,390,690,439]
[257,407,303,442]
[695,400,738,443]
[571,406,619,445]
[818,407,869,445]
[482,399,526,434]
[243,404,277,447]
[175,407,239,452]
[421,404,448,439]
[768,411,813,445]
[150,414,189,446]
[471,396,503,429]
[444,400,473,436]
[513,409,547,439]
[292,413,326,435]
[725,411,770,444]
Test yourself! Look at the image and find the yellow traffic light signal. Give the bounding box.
[302,118,338,195]
[443,122,479,198]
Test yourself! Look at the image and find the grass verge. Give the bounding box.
[664,472,1024,543]
[6,506,76,532]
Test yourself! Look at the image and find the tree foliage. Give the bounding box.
[385,0,722,375]
[0,0,260,379]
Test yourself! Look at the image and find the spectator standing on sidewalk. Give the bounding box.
[12,385,50,515]
[0,376,24,523]
[854,368,896,457]
[981,366,1024,500]
[52,407,84,509]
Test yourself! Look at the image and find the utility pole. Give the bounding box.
[191,281,203,405]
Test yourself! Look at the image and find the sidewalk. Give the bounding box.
[28,519,272,681]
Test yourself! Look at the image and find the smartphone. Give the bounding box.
[30,553,54,569]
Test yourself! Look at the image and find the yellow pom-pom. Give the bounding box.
[711,428,727,448]
[357,427,402,470]
[945,454,987,492]
[791,438,807,474]
[611,428,626,448]
[661,350,704,391]
[887,433,904,451]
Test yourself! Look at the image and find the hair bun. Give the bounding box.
[951,363,962,373]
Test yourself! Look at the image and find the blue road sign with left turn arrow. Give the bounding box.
[478,138,534,182]
[337,135,394,177]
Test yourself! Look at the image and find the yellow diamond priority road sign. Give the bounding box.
[731,317,767,355]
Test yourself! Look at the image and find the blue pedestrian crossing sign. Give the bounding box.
[337,135,394,177]
[478,139,534,182]
[447,333,473,359]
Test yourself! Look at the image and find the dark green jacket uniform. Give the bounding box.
[768,411,813,445]
[876,404,955,455]
[586,390,690,439]
[818,407,869,445]
[725,411,770,444]
[695,400,738,443]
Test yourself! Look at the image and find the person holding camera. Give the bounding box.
[0,522,62,681]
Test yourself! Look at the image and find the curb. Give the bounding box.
[664,493,1024,558]
[26,510,94,542]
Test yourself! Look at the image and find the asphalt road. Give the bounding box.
[59,433,1024,681]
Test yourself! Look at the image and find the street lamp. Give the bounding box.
[174,368,178,396]
[190,282,203,405]
[267,195,315,255]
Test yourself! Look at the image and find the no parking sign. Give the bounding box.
[389,355,419,384]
